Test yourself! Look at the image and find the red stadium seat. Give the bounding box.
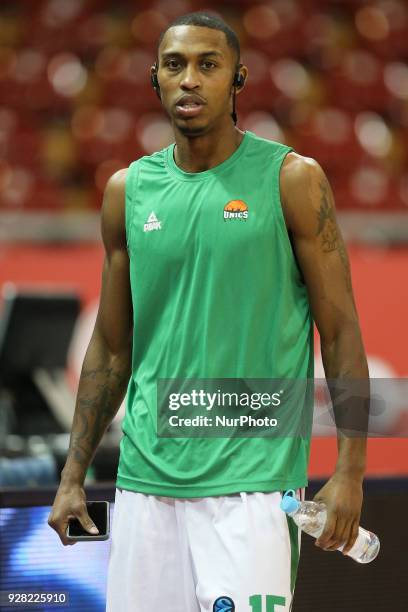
[326,52,390,113]
[1,0,406,211]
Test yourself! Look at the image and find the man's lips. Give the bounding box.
[175,95,206,118]
[175,103,204,118]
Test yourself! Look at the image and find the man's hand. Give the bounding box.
[48,482,99,546]
[313,471,363,554]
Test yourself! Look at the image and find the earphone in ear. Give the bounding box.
[150,63,161,99]
[233,72,245,89]
[231,66,245,125]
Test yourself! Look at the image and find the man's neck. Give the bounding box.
[173,124,245,173]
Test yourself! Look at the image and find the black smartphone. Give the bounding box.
[66,501,110,541]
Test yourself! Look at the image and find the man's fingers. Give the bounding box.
[76,508,99,534]
[316,514,359,553]
[325,517,349,551]
[337,520,353,554]
[342,520,359,555]
[62,531,77,546]
[49,515,78,546]
[315,513,337,549]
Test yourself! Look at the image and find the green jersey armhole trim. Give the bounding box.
[271,147,302,277]
[125,160,140,252]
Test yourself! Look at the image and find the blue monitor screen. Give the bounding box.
[0,504,114,611]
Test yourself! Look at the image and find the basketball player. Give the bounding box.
[48,12,369,612]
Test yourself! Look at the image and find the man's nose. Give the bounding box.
[180,66,201,89]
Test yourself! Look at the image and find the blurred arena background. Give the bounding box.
[0,1,407,610]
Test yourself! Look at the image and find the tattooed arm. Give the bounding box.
[280,154,369,555]
[48,168,132,545]
[60,168,132,485]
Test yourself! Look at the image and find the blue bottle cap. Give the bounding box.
[280,490,301,515]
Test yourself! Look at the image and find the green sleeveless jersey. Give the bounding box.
[116,130,314,497]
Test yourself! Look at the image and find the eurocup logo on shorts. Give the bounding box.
[213,595,235,611]
[223,200,248,221]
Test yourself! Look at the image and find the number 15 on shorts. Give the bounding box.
[249,594,286,612]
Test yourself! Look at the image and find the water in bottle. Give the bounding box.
[280,489,380,563]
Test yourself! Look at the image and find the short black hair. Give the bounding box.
[157,11,240,66]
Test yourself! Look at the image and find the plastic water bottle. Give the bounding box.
[280,489,380,563]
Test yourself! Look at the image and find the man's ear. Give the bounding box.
[236,65,248,94]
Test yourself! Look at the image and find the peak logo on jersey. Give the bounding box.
[223,200,248,221]
[144,211,161,232]
[213,596,235,612]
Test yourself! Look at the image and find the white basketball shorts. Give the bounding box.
[105,487,305,612]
